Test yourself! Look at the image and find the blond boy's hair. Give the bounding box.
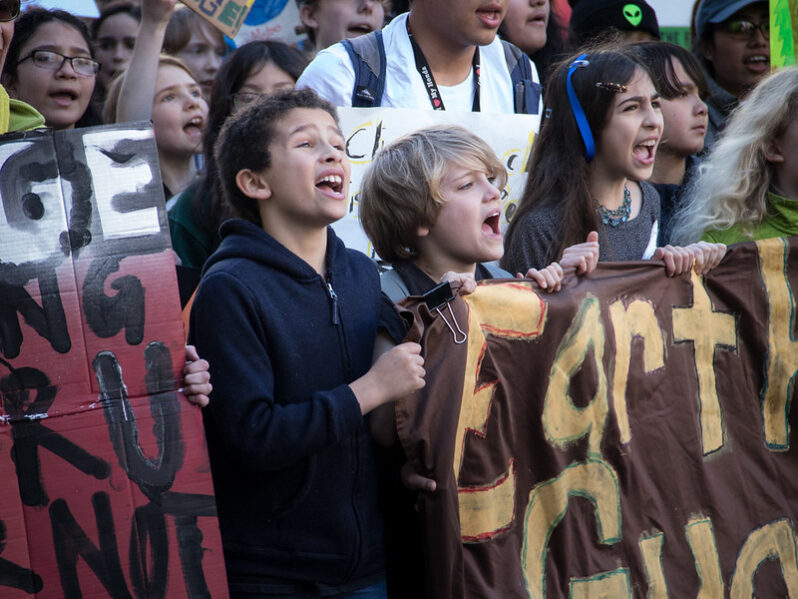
[359,126,507,262]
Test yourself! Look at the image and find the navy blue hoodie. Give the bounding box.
[190,219,401,596]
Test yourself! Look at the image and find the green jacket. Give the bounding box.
[702,191,798,244]
[168,179,219,269]
[0,85,45,133]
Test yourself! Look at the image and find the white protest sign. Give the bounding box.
[234,0,304,45]
[334,107,539,259]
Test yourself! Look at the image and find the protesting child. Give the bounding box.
[628,41,709,245]
[358,124,599,598]
[501,46,726,276]
[672,67,798,244]
[108,0,208,198]
[169,40,308,271]
[2,8,100,129]
[360,125,599,301]
[297,0,542,117]
[190,88,425,598]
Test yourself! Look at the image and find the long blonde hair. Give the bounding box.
[672,67,798,244]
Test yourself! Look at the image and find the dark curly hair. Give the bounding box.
[214,88,338,226]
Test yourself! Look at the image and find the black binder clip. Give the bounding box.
[423,281,467,345]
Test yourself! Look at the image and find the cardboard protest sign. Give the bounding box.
[234,0,304,46]
[0,123,228,597]
[397,237,798,597]
[648,0,693,48]
[180,0,255,39]
[335,107,540,259]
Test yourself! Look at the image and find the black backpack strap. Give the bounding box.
[341,30,386,107]
[501,40,541,115]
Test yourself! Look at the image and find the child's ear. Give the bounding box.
[298,4,319,32]
[764,137,785,164]
[235,168,272,201]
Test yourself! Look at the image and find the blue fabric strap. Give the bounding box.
[566,54,595,162]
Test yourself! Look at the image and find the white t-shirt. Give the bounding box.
[297,12,542,123]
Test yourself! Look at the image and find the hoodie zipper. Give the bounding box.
[326,278,340,325]
[324,272,363,580]
[325,272,360,578]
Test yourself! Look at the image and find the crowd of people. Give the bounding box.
[0,0,789,596]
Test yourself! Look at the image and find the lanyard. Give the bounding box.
[406,21,481,111]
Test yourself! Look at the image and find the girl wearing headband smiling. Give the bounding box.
[503,46,726,277]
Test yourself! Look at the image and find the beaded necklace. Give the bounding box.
[595,185,631,227]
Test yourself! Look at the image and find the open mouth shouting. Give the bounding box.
[315,171,346,199]
[50,88,79,107]
[744,54,769,74]
[482,209,502,238]
[183,115,205,140]
[632,137,658,166]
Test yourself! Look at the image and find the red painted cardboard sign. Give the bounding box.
[0,123,228,598]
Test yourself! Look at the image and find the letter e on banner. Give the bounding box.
[456,282,547,542]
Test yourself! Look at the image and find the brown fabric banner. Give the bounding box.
[396,236,798,598]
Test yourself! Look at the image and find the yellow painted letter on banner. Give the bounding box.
[685,515,724,598]
[639,531,668,598]
[608,299,666,444]
[542,294,608,455]
[730,518,798,597]
[522,458,621,598]
[672,270,737,455]
[570,568,631,598]
[456,283,547,542]
[756,237,798,450]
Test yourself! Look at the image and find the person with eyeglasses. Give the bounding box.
[692,0,769,151]
[1,8,102,130]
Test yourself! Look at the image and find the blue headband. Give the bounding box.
[566,54,595,162]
